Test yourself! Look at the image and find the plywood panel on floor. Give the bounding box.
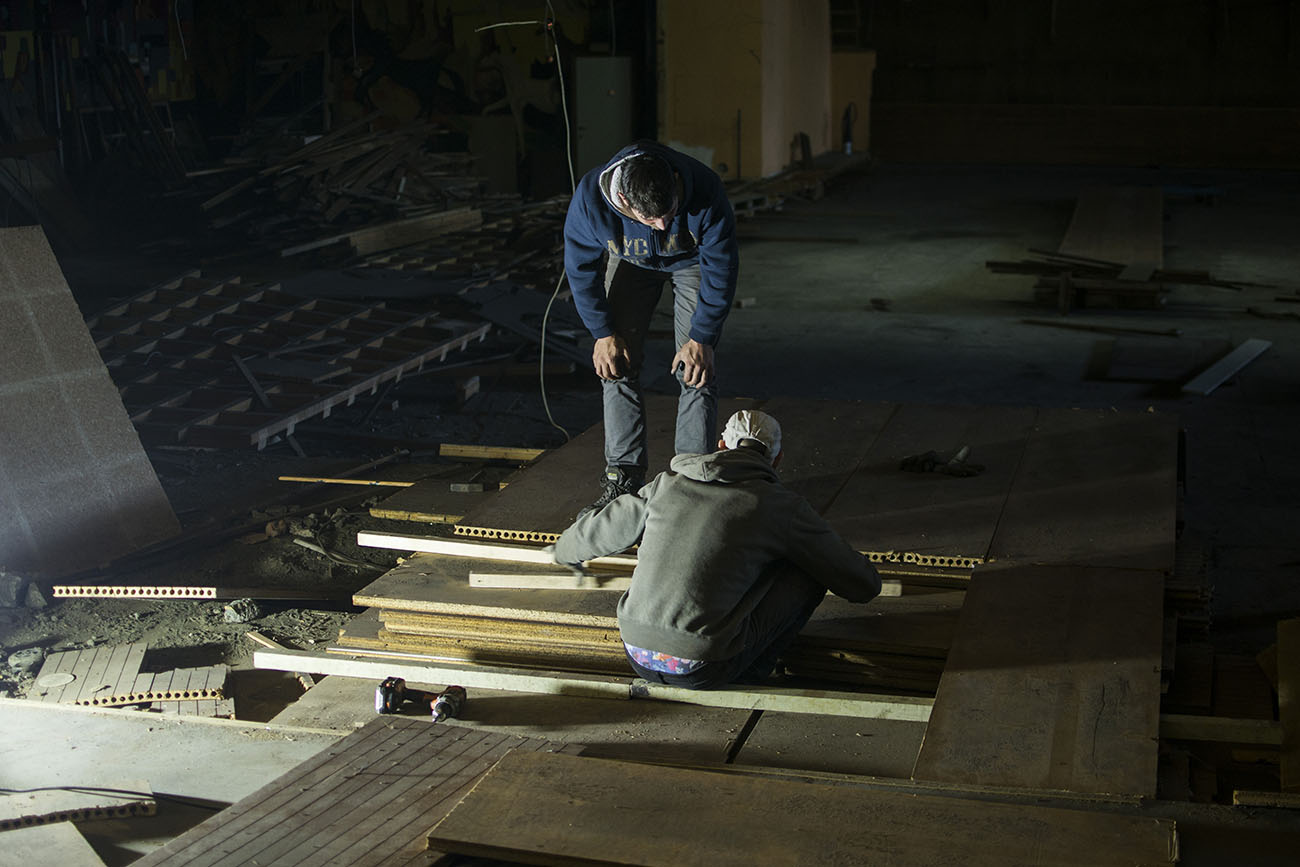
[0,226,179,576]
[821,403,1037,560]
[985,408,1179,572]
[428,751,1177,866]
[0,823,107,867]
[131,715,581,867]
[751,397,897,512]
[912,564,1164,796]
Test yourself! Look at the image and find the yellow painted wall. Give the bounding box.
[831,51,876,155]
[762,0,831,176]
[659,0,832,180]
[658,0,763,179]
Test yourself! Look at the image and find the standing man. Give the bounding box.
[563,140,739,515]
[550,410,882,690]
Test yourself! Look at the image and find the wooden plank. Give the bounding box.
[1159,714,1283,746]
[357,532,637,571]
[0,823,108,866]
[1057,186,1164,268]
[1181,338,1272,396]
[439,443,545,462]
[1279,617,1300,792]
[1232,790,1300,808]
[822,403,1036,563]
[913,565,1164,796]
[428,751,1178,866]
[985,407,1179,571]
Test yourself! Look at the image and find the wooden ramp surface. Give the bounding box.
[428,750,1178,866]
[912,564,1165,796]
[1058,185,1164,268]
[132,715,581,867]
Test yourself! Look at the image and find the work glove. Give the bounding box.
[542,544,591,578]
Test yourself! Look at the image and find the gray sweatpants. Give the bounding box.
[601,258,719,471]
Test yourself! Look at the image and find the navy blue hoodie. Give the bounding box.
[563,141,739,345]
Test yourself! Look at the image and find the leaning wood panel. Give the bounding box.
[1057,185,1164,268]
[131,715,580,867]
[822,403,1036,562]
[985,408,1179,572]
[1279,616,1300,792]
[428,751,1178,866]
[913,565,1164,796]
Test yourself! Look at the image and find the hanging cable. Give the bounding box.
[174,1,188,61]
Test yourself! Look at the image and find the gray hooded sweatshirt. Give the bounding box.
[554,447,881,662]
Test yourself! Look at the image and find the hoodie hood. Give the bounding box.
[669,447,778,485]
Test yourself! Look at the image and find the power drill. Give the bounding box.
[431,684,467,723]
[374,676,435,714]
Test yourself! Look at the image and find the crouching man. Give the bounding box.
[551,409,881,689]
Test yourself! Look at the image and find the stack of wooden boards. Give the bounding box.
[335,395,1179,700]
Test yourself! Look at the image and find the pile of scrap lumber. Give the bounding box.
[987,185,1265,311]
[198,115,490,257]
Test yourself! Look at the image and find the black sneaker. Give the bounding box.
[577,465,644,519]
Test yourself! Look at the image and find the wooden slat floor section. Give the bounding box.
[1057,185,1164,268]
[132,715,581,867]
[912,565,1165,796]
[28,641,147,704]
[428,751,1178,866]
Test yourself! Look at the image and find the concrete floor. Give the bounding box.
[7,162,1300,863]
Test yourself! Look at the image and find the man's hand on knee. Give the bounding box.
[593,334,631,381]
[671,339,714,388]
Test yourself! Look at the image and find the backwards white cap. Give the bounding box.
[722,410,782,462]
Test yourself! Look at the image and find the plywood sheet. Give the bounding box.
[913,565,1164,796]
[0,226,179,575]
[428,750,1177,866]
[132,715,581,867]
[822,403,1037,560]
[985,408,1179,572]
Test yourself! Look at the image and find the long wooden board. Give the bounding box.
[821,402,1036,561]
[984,407,1179,571]
[912,565,1164,796]
[131,716,582,867]
[428,751,1178,866]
